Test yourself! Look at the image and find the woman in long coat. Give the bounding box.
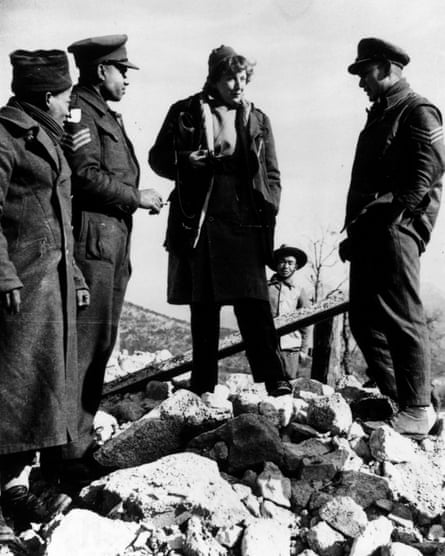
[0,49,88,545]
[149,45,290,396]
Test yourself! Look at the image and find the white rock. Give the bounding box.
[256,461,291,507]
[184,515,227,556]
[381,542,423,556]
[319,496,368,538]
[93,410,118,445]
[291,398,309,423]
[216,524,243,548]
[82,453,250,530]
[45,509,138,556]
[306,520,345,556]
[427,523,445,540]
[369,425,418,463]
[349,516,393,556]
[241,519,290,556]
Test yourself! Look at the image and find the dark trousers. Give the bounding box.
[190,299,286,394]
[349,219,430,407]
[62,215,131,459]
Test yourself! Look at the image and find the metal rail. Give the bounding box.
[102,297,349,398]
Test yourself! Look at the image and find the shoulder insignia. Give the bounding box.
[61,127,92,152]
[410,124,444,145]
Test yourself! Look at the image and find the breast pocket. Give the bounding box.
[97,120,122,167]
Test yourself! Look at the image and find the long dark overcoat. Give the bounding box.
[149,92,281,304]
[0,102,80,455]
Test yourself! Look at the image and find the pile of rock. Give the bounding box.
[105,349,173,383]
[14,376,445,555]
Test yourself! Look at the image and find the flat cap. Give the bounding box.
[348,37,410,74]
[68,34,139,69]
[10,49,72,96]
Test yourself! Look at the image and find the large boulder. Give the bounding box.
[81,453,250,530]
[187,413,285,473]
[96,390,232,468]
[94,415,183,468]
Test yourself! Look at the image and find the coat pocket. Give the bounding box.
[85,217,119,263]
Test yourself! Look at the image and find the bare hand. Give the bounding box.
[189,149,210,168]
[76,288,90,308]
[139,188,163,214]
[2,288,21,314]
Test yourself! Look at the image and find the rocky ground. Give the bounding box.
[4,373,445,556]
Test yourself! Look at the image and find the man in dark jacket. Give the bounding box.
[149,45,291,397]
[61,35,162,472]
[341,38,445,435]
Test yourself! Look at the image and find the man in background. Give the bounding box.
[268,244,311,379]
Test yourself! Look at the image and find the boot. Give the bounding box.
[391,405,437,437]
[267,380,293,397]
[2,485,71,530]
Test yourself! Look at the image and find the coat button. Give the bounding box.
[208,216,214,222]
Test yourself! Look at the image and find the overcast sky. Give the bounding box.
[1,0,445,325]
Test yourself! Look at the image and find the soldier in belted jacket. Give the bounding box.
[149,45,291,397]
[58,35,163,478]
[340,38,445,435]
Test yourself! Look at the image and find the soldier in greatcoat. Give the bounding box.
[0,49,88,546]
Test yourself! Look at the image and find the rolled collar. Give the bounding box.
[371,78,411,113]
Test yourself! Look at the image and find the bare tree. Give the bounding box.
[306,227,347,302]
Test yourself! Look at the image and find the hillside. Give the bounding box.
[119,301,248,371]
[119,301,193,355]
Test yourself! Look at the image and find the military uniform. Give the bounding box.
[62,36,140,458]
[344,40,445,409]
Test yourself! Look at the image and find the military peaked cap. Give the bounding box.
[10,49,72,95]
[68,34,139,69]
[348,37,410,74]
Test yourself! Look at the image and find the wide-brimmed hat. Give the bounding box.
[348,37,410,75]
[10,49,72,95]
[68,34,139,70]
[272,244,307,270]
